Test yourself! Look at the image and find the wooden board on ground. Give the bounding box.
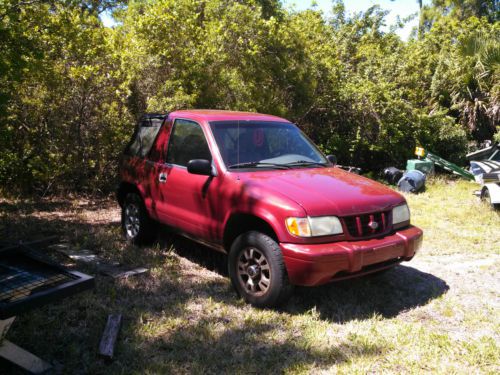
[50,243,148,279]
[99,314,122,360]
[0,340,52,374]
[53,248,99,263]
[98,266,149,279]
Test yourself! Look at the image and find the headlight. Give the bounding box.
[286,216,343,237]
[309,216,343,236]
[392,204,410,226]
[285,217,311,237]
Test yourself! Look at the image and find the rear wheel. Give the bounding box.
[228,231,293,308]
[121,193,155,245]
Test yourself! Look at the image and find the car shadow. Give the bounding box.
[158,232,449,322]
[156,226,229,277]
[284,265,449,322]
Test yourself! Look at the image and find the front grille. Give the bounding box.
[343,211,390,238]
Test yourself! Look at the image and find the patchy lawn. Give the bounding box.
[0,179,499,374]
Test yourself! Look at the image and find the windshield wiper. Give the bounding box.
[228,161,291,170]
[284,160,328,167]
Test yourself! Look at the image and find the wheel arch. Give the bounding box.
[117,182,143,207]
[481,183,500,207]
[223,213,279,252]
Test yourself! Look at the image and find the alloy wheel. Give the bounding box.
[124,203,140,238]
[237,247,271,296]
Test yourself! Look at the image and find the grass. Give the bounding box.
[0,178,499,374]
[407,178,500,256]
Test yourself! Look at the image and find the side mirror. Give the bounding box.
[187,159,213,176]
[326,155,337,166]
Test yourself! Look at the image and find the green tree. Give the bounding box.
[0,1,129,193]
[420,0,499,34]
[0,0,499,193]
[430,20,500,140]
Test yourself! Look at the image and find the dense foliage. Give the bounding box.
[0,0,498,194]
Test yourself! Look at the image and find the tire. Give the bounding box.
[121,193,155,245]
[481,187,499,210]
[228,231,293,308]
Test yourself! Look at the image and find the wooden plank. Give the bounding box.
[51,245,148,279]
[0,317,16,341]
[100,266,149,279]
[55,248,99,263]
[99,314,122,360]
[0,340,52,374]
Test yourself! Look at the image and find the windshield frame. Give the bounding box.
[208,120,330,172]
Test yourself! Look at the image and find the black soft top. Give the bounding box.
[124,113,168,158]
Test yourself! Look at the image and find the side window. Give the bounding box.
[166,119,212,166]
[148,119,172,162]
[124,115,165,158]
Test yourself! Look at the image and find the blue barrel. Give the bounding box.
[397,170,426,193]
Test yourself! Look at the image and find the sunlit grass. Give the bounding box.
[1,179,499,373]
[405,177,500,256]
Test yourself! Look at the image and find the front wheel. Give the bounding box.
[228,231,293,308]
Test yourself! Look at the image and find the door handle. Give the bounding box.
[159,172,167,183]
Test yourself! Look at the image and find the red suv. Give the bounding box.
[118,110,422,307]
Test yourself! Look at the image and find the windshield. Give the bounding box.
[209,121,328,170]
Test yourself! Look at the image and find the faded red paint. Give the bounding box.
[119,110,422,286]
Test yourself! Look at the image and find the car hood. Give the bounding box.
[237,167,405,216]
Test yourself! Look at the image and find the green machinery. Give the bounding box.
[412,147,474,180]
[406,159,434,174]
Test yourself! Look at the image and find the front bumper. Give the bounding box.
[280,225,423,286]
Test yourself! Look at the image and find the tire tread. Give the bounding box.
[228,231,293,308]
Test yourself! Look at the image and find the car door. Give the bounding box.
[139,118,173,220]
[156,118,220,240]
